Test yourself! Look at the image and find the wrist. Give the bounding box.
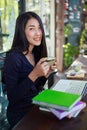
[28,70,39,82]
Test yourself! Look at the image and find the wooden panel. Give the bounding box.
[55,0,64,72]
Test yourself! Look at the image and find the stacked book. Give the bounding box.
[32,89,86,120]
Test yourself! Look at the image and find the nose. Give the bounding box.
[35,29,41,35]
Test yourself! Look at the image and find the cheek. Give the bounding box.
[25,31,33,40]
[41,32,42,38]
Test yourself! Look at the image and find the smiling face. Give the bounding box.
[25,18,42,50]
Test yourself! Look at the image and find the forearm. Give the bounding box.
[28,70,39,82]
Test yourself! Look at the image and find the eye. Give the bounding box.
[29,27,35,30]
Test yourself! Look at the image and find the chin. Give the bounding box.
[35,42,41,46]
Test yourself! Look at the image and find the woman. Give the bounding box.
[4,11,56,128]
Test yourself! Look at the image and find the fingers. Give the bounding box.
[50,65,57,70]
[38,57,47,64]
[33,57,50,78]
[40,62,50,76]
[35,57,57,78]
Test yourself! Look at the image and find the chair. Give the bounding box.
[0,52,10,129]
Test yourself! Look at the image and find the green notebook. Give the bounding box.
[32,89,81,111]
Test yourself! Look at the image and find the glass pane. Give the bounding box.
[0,0,19,51]
[25,0,50,38]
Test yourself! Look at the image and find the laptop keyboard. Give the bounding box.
[66,86,82,94]
[66,83,87,97]
[52,79,87,98]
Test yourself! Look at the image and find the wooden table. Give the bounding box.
[13,96,87,130]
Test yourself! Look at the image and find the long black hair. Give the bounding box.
[9,11,47,63]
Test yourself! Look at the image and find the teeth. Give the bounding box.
[34,38,40,41]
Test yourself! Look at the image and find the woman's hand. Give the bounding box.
[45,61,57,78]
[28,57,50,81]
[34,57,50,77]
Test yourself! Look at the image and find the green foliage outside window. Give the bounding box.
[80,29,87,48]
[63,23,79,69]
[63,43,79,69]
[80,29,87,54]
[64,23,73,37]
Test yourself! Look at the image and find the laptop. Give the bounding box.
[52,79,87,98]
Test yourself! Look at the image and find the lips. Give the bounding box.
[34,37,41,41]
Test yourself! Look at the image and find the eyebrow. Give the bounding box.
[27,24,40,28]
[28,25,35,27]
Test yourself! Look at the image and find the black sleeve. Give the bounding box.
[4,53,37,103]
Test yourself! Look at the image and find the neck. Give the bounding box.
[28,45,34,54]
